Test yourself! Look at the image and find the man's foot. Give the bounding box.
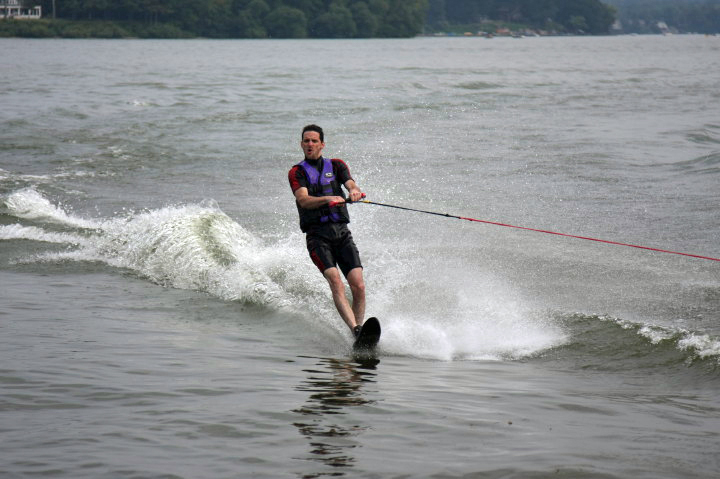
[353,325,362,339]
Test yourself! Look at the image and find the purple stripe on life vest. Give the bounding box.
[299,158,342,223]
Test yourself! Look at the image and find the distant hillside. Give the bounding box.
[3,0,718,38]
[604,0,712,5]
[603,0,720,33]
[425,0,616,35]
[2,0,428,38]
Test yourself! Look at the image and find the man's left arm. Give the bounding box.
[333,158,363,202]
[344,179,363,203]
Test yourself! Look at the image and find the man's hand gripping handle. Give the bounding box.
[329,193,366,208]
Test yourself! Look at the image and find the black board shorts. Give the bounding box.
[305,223,363,277]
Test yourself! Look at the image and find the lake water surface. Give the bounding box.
[1,35,720,478]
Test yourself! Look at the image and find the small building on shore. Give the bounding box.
[0,0,42,20]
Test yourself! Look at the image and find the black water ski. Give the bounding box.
[353,317,381,351]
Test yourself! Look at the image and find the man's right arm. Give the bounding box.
[289,166,344,210]
[294,187,345,209]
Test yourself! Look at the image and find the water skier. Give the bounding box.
[288,124,366,338]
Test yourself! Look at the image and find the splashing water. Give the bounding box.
[2,188,570,360]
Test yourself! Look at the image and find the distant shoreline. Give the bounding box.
[1,18,718,40]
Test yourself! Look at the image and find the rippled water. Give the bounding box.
[2,36,720,478]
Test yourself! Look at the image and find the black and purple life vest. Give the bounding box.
[295,157,350,232]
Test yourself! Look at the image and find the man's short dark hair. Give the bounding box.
[302,124,324,142]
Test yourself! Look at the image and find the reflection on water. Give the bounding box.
[292,356,379,477]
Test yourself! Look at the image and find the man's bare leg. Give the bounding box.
[323,267,357,331]
[346,267,365,328]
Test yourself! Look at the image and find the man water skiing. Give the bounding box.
[288,125,366,338]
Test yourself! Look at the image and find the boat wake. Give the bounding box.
[3,187,718,366]
[1,187,324,313]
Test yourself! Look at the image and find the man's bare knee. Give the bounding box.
[346,269,364,293]
[350,280,365,297]
[323,268,344,290]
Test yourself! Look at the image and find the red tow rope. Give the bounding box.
[349,197,720,262]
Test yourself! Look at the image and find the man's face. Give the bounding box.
[301,131,325,160]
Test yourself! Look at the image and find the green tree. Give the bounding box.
[144,0,174,24]
[350,1,378,37]
[368,0,390,19]
[426,0,448,29]
[265,5,307,37]
[557,0,614,34]
[246,0,271,19]
[569,15,588,32]
[376,0,427,37]
[16,0,434,38]
[310,2,357,37]
[433,0,615,34]
[517,0,559,27]
[282,0,324,18]
[83,0,110,20]
[202,0,235,37]
[231,10,267,37]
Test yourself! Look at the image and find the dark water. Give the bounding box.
[1,36,719,478]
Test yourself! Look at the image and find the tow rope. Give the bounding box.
[348,197,720,262]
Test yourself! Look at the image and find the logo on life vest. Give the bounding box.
[324,172,333,178]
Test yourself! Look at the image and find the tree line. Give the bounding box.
[604,0,720,34]
[15,0,428,38]
[426,0,617,35]
[5,0,719,37]
[5,0,619,38]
